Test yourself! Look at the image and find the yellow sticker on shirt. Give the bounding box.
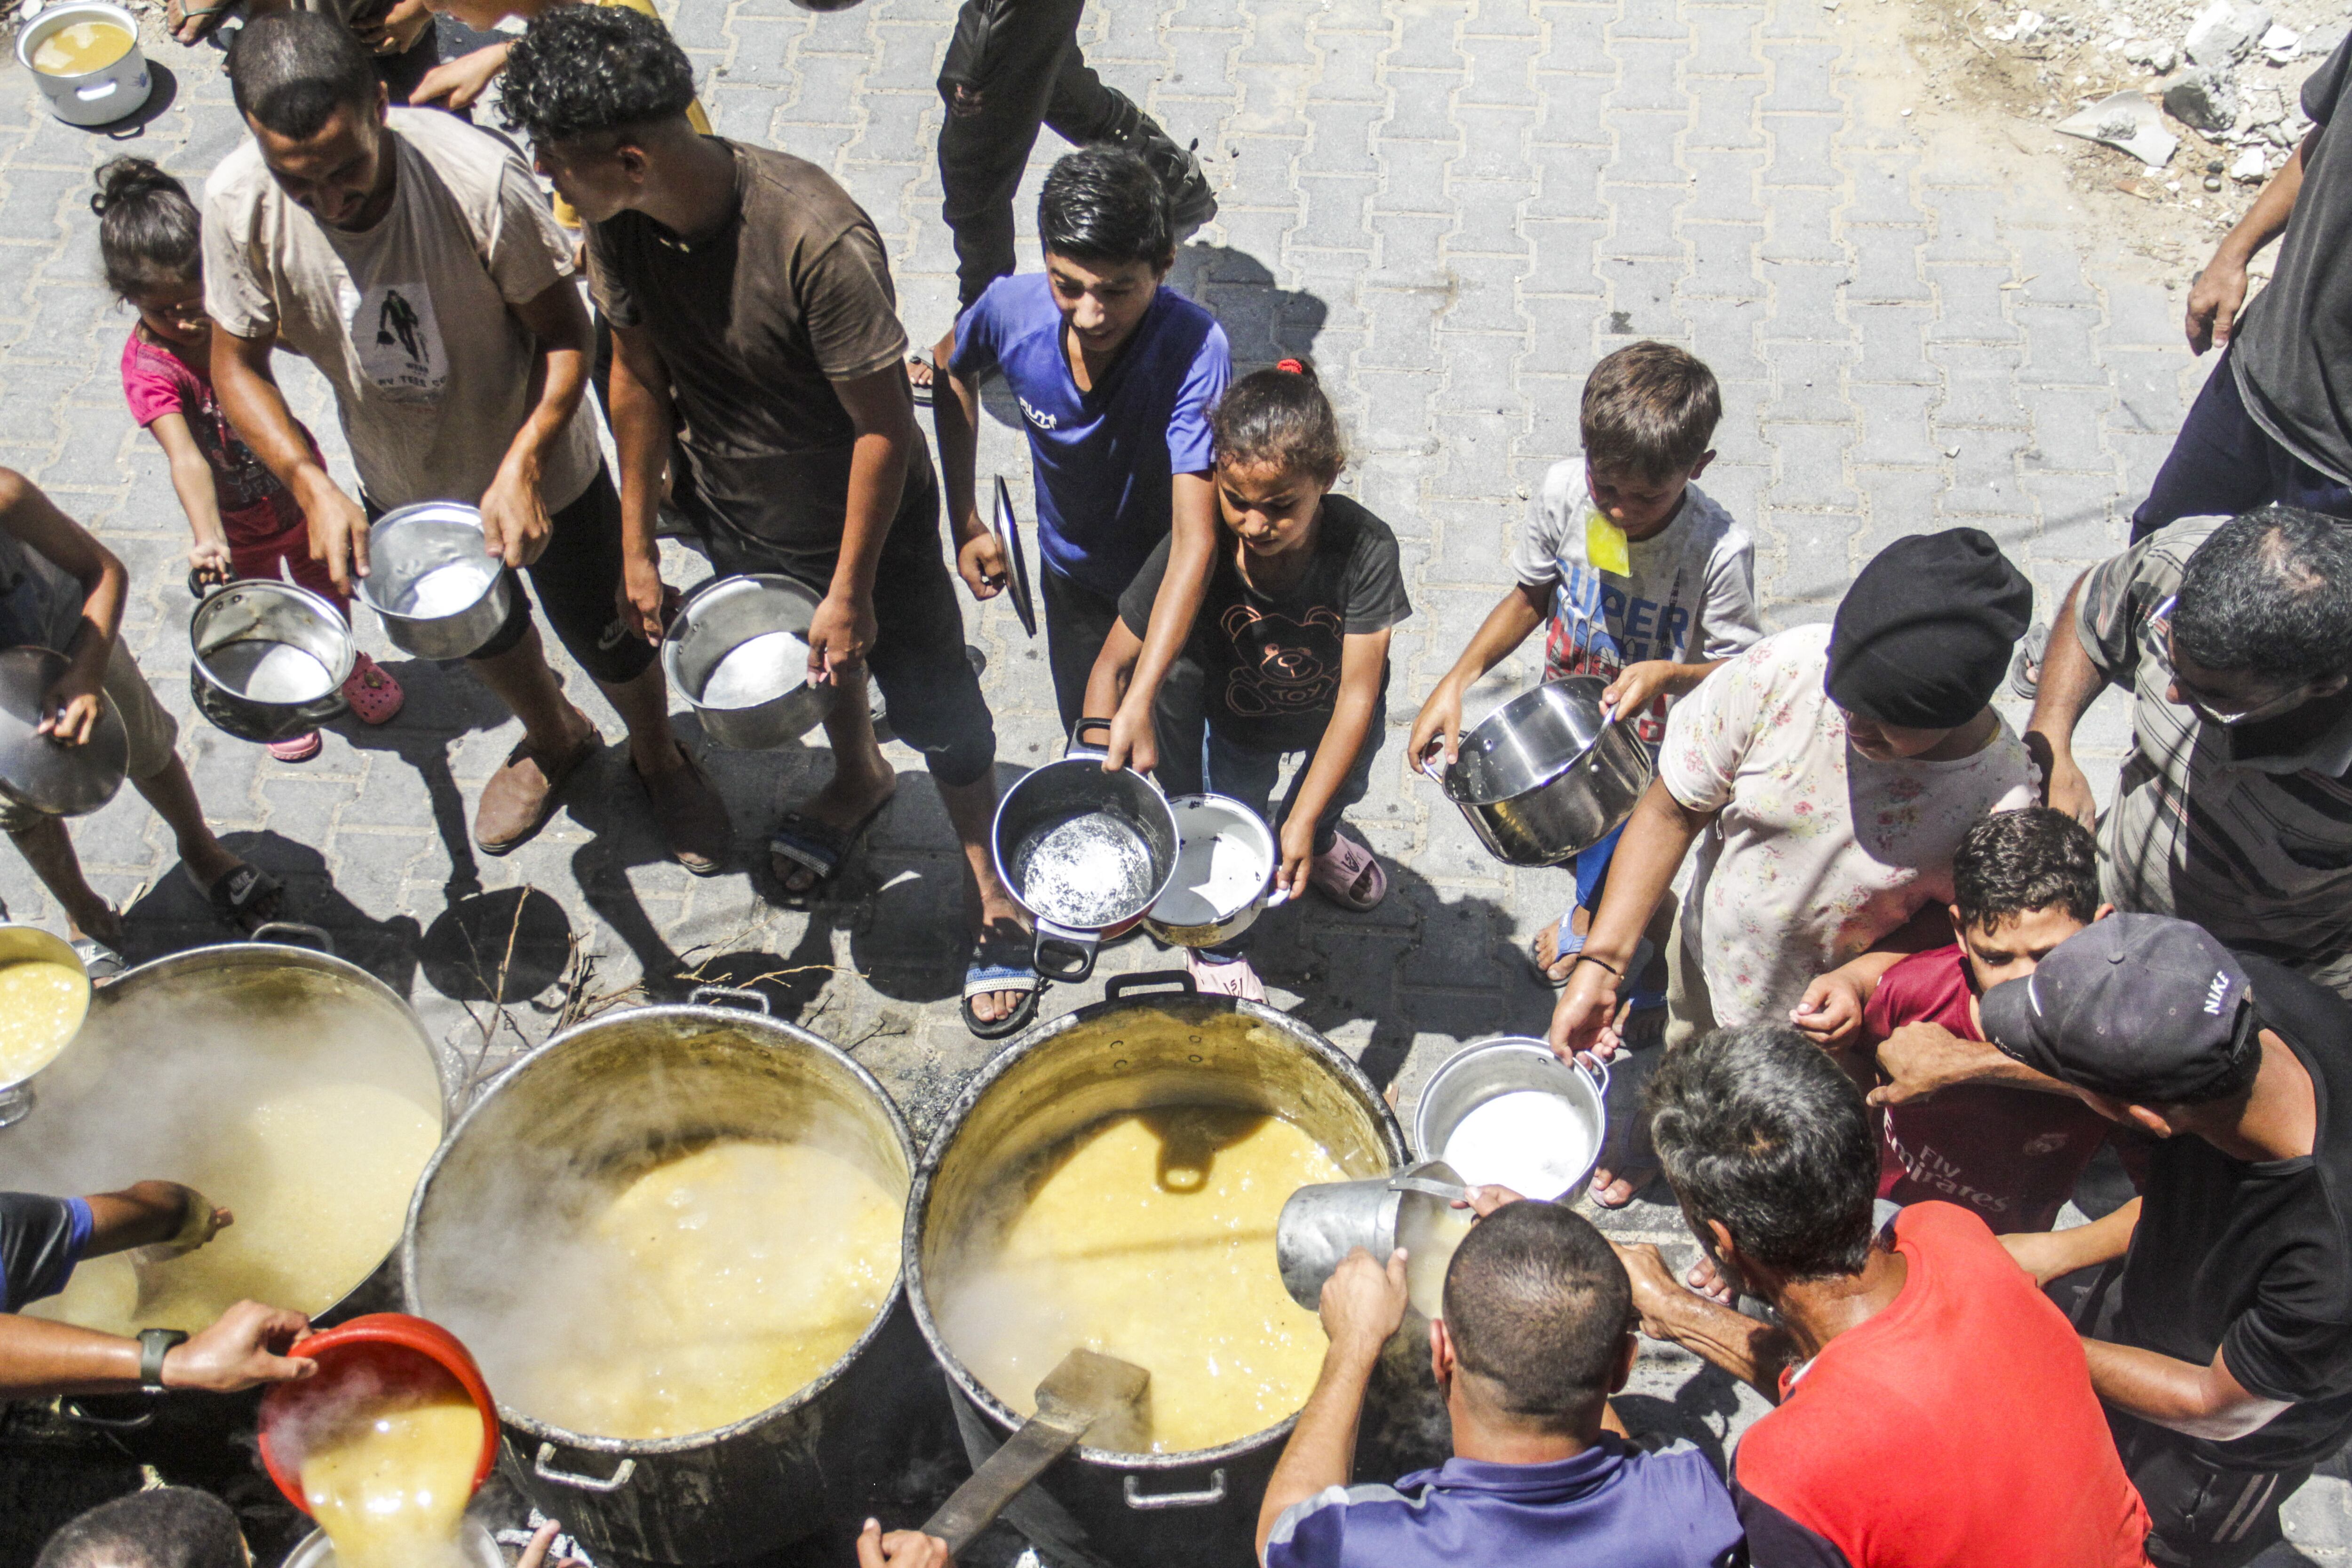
[1584,505,1630,576]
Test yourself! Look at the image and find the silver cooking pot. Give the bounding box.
[404,988,917,1566]
[662,573,837,750]
[991,724,1181,982]
[357,501,512,660]
[0,644,127,817]
[906,971,1410,1568]
[1411,1035,1609,1202]
[1428,677,1654,867]
[1143,794,1283,949]
[0,922,89,1128]
[187,579,354,743]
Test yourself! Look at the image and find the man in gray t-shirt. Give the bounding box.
[2136,33,2352,539]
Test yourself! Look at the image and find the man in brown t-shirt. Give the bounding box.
[500,6,1037,1038]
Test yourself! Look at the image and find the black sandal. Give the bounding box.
[184,862,284,933]
[961,930,1041,1041]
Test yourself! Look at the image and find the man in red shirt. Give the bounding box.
[1796,806,2120,1231]
[1616,1023,2153,1567]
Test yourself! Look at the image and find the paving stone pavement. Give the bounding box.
[6,0,2347,1555]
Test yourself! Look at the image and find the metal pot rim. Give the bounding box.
[1442,677,1625,808]
[0,922,86,1093]
[993,757,1185,934]
[187,580,356,702]
[903,986,1404,1468]
[356,504,501,625]
[661,573,824,717]
[399,998,916,1456]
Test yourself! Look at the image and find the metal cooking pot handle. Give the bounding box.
[1122,1469,1227,1510]
[688,984,771,1015]
[532,1443,637,1492]
[1577,1052,1612,1097]
[1065,716,1116,764]
[60,1399,155,1432]
[1415,751,1446,782]
[1033,923,1099,983]
[250,921,334,955]
[1104,970,1198,1000]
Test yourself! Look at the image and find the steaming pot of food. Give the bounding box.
[403,989,920,1566]
[4,926,448,1336]
[906,971,1409,1568]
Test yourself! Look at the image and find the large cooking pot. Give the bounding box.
[357,502,512,661]
[1143,794,1283,950]
[188,579,354,744]
[906,972,1409,1568]
[0,925,448,1331]
[662,573,837,751]
[0,645,127,818]
[403,989,919,1566]
[992,725,1181,982]
[0,923,90,1129]
[1427,677,1653,867]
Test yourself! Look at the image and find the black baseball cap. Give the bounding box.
[1979,914,2259,1102]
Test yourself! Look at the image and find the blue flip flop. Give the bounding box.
[962,930,1040,1041]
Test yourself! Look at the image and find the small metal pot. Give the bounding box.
[0,645,127,818]
[1144,795,1283,949]
[1429,677,1654,867]
[188,580,354,743]
[991,727,1180,982]
[282,1522,503,1568]
[662,573,838,750]
[1411,1035,1610,1202]
[16,1,152,127]
[0,923,90,1129]
[357,502,511,660]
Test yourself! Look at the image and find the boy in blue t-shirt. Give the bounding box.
[934,146,1231,769]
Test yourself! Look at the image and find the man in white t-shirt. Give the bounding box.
[1409,343,1761,994]
[1548,529,2039,1205]
[207,11,727,869]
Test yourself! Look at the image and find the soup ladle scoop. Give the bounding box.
[919,1348,1152,1552]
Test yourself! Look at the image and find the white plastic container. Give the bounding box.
[16,2,153,127]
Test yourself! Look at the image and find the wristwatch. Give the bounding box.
[136,1328,188,1394]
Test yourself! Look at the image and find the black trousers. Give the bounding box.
[2130,345,2352,542]
[936,0,1188,306]
[2113,1414,2313,1568]
[1037,565,1202,793]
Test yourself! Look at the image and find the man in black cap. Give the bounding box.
[1987,914,2352,1568]
[1549,527,2040,1206]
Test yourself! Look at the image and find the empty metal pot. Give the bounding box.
[188,580,354,743]
[906,971,1408,1568]
[662,573,838,750]
[992,729,1181,982]
[1430,677,1654,867]
[1144,795,1282,950]
[1411,1036,1609,1203]
[357,502,511,660]
[0,645,126,818]
[404,989,918,1565]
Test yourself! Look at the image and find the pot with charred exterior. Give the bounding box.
[906,971,1410,1568]
[403,989,921,1566]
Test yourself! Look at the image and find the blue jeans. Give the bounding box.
[2131,346,2352,543]
[1194,700,1385,960]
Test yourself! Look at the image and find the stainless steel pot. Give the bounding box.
[1429,677,1654,867]
[992,728,1182,982]
[283,1521,504,1568]
[0,644,126,817]
[403,988,917,1566]
[1143,794,1283,949]
[188,579,354,743]
[1275,1159,1466,1316]
[357,502,511,660]
[0,924,448,1325]
[1411,1035,1609,1202]
[906,971,1408,1568]
[661,573,837,750]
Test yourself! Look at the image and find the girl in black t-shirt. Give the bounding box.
[1085,361,1413,1000]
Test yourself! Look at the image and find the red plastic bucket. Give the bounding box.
[257,1312,500,1516]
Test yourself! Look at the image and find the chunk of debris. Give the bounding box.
[2123,37,2181,72]
[1986,8,2046,42]
[2260,23,2299,63]
[2183,0,2269,67]
[2058,90,2180,165]
[2230,144,2269,181]
[2162,68,2237,134]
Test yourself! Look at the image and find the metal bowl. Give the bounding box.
[188,580,354,743]
[662,573,838,751]
[1437,677,1653,867]
[357,502,511,660]
[0,922,90,1124]
[1411,1035,1608,1202]
[0,645,127,818]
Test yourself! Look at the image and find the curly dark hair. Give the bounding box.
[2172,505,2352,688]
[1952,806,2101,934]
[499,3,698,148]
[91,158,201,299]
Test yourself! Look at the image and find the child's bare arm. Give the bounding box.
[0,471,126,745]
[1105,472,1218,775]
[1407,581,1546,769]
[144,413,231,576]
[1280,628,1392,895]
[1081,619,1145,750]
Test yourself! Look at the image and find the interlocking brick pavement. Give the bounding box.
[6,0,2341,1553]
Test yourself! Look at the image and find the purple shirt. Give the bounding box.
[1264,1437,1746,1568]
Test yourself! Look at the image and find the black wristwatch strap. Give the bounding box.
[137,1329,188,1393]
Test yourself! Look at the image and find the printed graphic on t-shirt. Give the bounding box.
[1542,525,1701,744]
[350,280,446,404]
[1221,601,1343,719]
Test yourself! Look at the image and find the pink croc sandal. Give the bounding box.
[267,730,322,763]
[342,653,404,725]
[1309,832,1387,912]
[1185,948,1266,1002]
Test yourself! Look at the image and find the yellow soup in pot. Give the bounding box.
[298,1384,481,1568]
[32,21,135,75]
[0,959,87,1084]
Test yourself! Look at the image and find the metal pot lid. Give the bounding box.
[0,646,127,817]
